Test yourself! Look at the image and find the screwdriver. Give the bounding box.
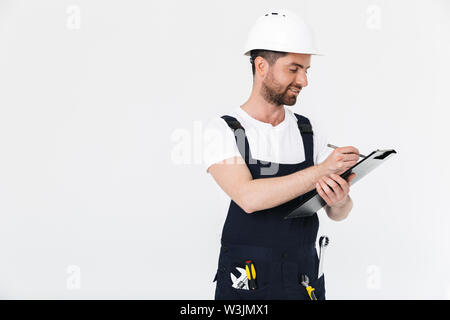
[245,260,257,290]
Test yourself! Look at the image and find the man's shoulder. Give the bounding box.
[207,108,246,131]
[287,108,311,123]
[205,109,241,132]
[210,108,241,123]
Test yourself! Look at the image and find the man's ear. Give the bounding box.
[254,56,268,78]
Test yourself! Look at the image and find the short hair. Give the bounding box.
[249,49,288,76]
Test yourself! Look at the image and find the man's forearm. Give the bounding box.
[243,164,328,213]
[325,195,353,221]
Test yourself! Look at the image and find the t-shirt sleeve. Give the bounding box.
[203,117,245,173]
[310,118,333,166]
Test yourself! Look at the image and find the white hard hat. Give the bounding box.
[244,9,321,57]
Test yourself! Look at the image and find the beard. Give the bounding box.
[260,70,299,107]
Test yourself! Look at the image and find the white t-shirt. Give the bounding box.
[204,106,333,173]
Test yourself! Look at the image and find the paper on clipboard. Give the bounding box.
[284,149,397,219]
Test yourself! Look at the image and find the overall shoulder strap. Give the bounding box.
[293,113,314,164]
[294,114,314,135]
[220,115,248,161]
[221,115,244,131]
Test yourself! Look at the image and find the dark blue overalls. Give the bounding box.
[213,112,326,300]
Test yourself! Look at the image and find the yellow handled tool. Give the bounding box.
[300,274,317,300]
[245,260,257,290]
[305,285,317,300]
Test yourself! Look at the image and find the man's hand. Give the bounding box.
[319,146,360,175]
[316,173,356,208]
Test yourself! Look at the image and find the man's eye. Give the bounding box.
[290,69,298,73]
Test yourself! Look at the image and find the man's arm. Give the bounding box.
[208,156,328,214]
[324,195,353,221]
[317,173,356,221]
[208,146,359,215]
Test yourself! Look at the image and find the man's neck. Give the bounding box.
[240,99,285,127]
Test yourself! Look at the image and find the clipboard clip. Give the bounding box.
[374,150,397,160]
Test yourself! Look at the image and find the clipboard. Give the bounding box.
[284,149,397,219]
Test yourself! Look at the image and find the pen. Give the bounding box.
[327,144,366,158]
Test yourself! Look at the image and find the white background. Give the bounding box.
[0,0,449,299]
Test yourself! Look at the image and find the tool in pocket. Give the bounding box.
[245,260,258,290]
[230,267,249,290]
[300,274,317,300]
[318,236,329,279]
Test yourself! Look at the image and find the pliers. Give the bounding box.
[300,274,317,300]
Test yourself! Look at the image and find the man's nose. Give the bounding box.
[296,71,308,88]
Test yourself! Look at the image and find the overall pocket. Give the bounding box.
[219,254,271,300]
[294,254,326,300]
[228,283,270,300]
[298,274,326,300]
